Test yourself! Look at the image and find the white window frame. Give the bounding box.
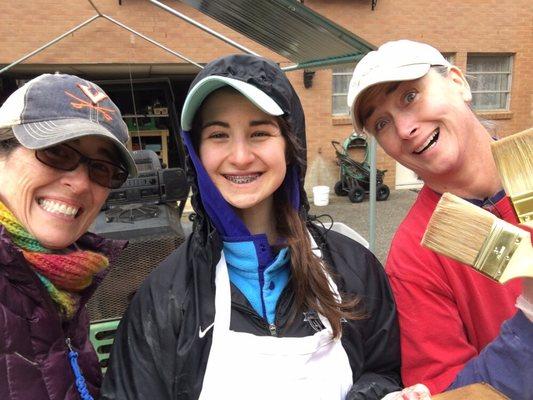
[332,65,355,116]
[466,54,513,111]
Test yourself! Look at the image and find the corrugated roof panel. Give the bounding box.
[180,0,375,68]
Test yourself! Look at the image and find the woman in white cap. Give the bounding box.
[0,73,137,400]
[348,39,533,399]
[99,54,430,400]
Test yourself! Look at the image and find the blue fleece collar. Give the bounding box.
[224,241,290,324]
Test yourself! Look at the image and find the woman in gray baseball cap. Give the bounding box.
[0,73,136,400]
[348,39,532,399]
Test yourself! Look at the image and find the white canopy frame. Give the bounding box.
[0,0,380,251]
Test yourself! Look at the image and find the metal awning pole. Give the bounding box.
[149,0,260,56]
[281,54,365,71]
[101,14,203,69]
[0,15,99,75]
[368,135,377,252]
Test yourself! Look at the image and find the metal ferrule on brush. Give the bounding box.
[511,191,533,224]
[473,219,529,281]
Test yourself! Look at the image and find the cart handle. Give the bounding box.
[331,140,344,154]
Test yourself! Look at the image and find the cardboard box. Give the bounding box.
[433,383,509,399]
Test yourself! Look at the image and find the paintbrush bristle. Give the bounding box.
[491,128,533,197]
[422,193,496,265]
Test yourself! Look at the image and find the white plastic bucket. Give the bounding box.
[312,185,330,206]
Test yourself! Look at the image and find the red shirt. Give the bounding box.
[386,186,522,394]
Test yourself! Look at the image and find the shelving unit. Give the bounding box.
[127,129,170,168]
[123,113,168,130]
[97,79,184,171]
[123,112,170,168]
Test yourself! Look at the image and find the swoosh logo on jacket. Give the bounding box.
[199,322,215,338]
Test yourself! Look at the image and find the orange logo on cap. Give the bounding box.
[64,84,115,121]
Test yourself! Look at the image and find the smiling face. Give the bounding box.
[0,136,114,249]
[198,89,287,221]
[359,68,476,185]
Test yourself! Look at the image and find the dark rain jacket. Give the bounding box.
[101,54,402,400]
[0,226,125,400]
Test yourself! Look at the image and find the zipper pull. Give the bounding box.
[303,310,325,332]
[65,337,74,352]
[268,323,277,336]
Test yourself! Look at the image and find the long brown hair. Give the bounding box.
[191,88,362,338]
[274,118,362,338]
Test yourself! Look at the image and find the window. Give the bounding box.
[332,65,355,115]
[442,53,455,65]
[466,54,512,111]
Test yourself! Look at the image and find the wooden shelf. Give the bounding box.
[127,129,169,167]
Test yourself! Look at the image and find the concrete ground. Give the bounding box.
[309,189,419,264]
[181,189,419,265]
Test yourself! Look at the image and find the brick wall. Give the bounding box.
[303,0,533,189]
[1,0,531,189]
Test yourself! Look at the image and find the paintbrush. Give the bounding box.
[421,192,533,283]
[491,127,533,226]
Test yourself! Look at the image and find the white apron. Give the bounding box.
[198,241,353,400]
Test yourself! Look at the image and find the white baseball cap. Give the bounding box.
[347,40,451,133]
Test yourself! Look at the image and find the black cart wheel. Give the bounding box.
[348,187,365,203]
[334,181,346,196]
[376,184,390,201]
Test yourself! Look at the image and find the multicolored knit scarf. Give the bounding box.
[0,201,109,319]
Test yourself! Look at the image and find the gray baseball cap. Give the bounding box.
[0,73,137,176]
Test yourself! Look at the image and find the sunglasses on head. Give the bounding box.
[35,143,129,189]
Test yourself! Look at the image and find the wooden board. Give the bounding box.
[433,383,509,399]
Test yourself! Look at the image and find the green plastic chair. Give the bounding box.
[89,319,121,374]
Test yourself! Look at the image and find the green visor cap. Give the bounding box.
[180,76,284,131]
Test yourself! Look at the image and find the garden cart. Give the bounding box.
[332,133,390,203]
